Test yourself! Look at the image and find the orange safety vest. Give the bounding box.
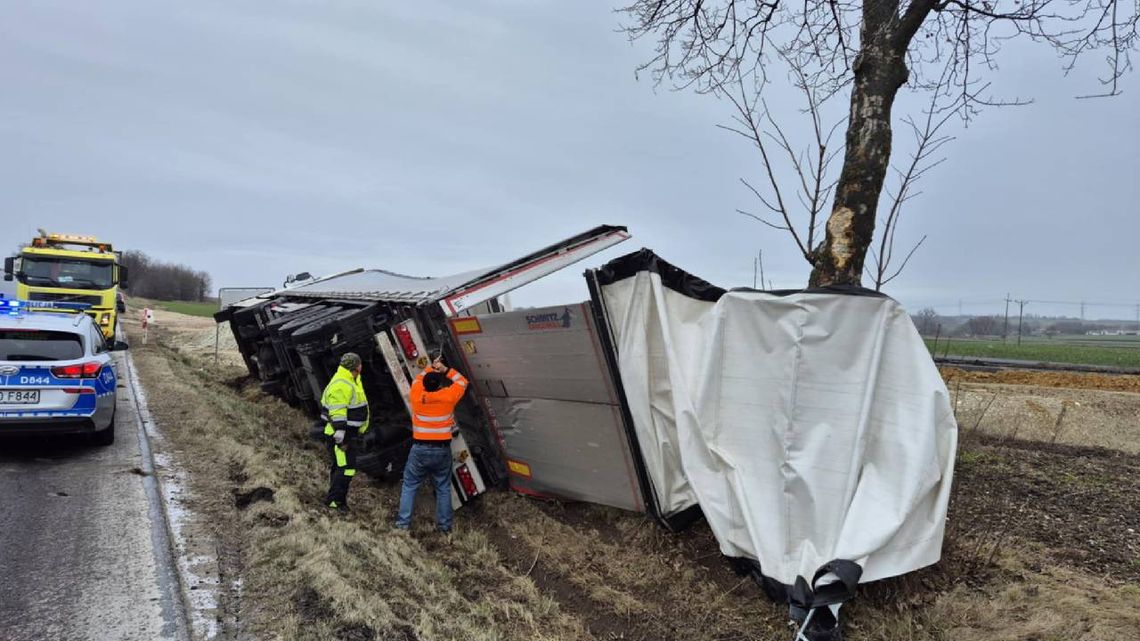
[409,368,469,440]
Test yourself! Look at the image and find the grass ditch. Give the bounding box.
[129,317,1140,641]
[128,323,584,640]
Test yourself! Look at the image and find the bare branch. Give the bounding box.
[719,67,822,263]
[874,62,960,289]
[881,235,929,286]
[737,209,792,231]
[738,177,785,214]
[895,0,941,50]
[935,0,1043,22]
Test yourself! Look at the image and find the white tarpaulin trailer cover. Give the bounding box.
[590,250,958,621]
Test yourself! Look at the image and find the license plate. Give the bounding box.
[0,390,40,404]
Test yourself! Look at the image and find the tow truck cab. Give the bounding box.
[3,232,129,341]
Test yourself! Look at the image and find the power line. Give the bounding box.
[1024,299,1138,308]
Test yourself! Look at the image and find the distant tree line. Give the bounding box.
[911,309,1136,339]
[119,250,212,302]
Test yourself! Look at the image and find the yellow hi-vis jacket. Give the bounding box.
[321,366,370,437]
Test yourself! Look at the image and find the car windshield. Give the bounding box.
[0,329,84,361]
[19,256,114,290]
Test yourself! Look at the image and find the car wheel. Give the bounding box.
[93,412,116,446]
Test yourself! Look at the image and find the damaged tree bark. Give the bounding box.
[810,7,911,287]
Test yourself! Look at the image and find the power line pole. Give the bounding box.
[1135,303,1139,332]
[1016,299,1029,346]
[758,251,766,291]
[1003,293,1011,342]
[1080,300,1086,321]
[752,256,757,289]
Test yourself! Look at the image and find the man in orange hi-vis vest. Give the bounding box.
[394,355,468,533]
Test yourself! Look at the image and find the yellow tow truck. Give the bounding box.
[3,231,129,339]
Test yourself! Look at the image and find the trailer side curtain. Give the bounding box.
[593,250,958,604]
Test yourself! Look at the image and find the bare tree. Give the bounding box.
[914,306,939,333]
[119,250,213,302]
[621,0,1137,287]
[866,66,961,290]
[966,314,1002,335]
[723,55,842,272]
[725,57,960,291]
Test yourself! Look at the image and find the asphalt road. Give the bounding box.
[0,351,187,641]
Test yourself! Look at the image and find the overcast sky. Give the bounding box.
[2,1,1137,320]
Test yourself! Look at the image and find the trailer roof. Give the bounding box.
[282,266,488,304]
[274,225,630,313]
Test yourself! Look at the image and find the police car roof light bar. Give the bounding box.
[4,300,94,315]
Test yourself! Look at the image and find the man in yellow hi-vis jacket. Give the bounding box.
[321,352,369,512]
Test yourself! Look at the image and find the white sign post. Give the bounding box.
[141,308,154,344]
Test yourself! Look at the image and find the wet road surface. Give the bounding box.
[0,351,187,640]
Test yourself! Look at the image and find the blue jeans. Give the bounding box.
[395,442,453,531]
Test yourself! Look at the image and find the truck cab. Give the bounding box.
[4,233,128,340]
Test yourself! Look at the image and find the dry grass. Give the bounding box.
[924,570,1140,641]
[127,314,1140,641]
[471,496,787,639]
[126,321,585,641]
[849,546,1140,641]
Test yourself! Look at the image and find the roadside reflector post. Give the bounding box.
[141,308,154,345]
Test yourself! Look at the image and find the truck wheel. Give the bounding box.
[93,413,116,446]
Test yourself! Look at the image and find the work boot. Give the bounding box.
[327,501,349,514]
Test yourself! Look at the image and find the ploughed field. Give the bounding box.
[129,309,1140,641]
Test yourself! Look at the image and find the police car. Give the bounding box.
[0,300,128,445]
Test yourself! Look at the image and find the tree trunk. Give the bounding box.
[809,33,909,288]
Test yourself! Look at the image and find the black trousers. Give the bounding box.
[324,433,358,507]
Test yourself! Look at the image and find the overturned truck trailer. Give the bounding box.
[218,226,956,639]
[216,225,634,506]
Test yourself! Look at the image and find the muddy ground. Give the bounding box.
[128,314,1140,641]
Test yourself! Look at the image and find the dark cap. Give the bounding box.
[423,371,448,392]
[340,352,362,370]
